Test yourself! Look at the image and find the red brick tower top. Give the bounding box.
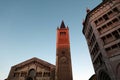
[56,21,70,49]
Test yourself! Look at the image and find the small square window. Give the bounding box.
[102,37,106,40]
[102,25,107,29]
[112,18,118,23]
[106,34,112,38]
[107,22,112,26]
[113,7,119,12]
[118,28,120,33]
[112,44,118,49]
[62,51,65,55]
[112,31,120,39]
[108,11,113,15]
[118,43,120,47]
[103,14,109,20]
[98,18,103,21]
[95,20,98,25]
[105,47,111,52]
[119,16,120,19]
[14,73,19,77]
[36,72,42,77]
[98,28,101,32]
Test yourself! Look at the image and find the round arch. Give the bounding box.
[116,63,120,78]
[26,77,33,80]
[98,70,111,80]
[28,68,36,77]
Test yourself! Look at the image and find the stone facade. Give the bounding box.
[6,57,55,80]
[83,0,120,80]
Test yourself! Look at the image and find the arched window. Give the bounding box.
[99,71,111,80]
[28,69,36,77]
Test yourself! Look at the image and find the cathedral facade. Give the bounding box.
[6,57,55,80]
[6,21,73,80]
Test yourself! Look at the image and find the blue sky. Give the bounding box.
[0,0,102,80]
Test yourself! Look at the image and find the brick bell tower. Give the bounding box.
[56,21,73,80]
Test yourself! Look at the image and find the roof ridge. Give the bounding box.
[13,57,55,68]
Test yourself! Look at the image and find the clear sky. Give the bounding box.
[0,0,102,80]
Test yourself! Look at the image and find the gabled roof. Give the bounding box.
[12,57,55,69]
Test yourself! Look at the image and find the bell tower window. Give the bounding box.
[60,32,66,36]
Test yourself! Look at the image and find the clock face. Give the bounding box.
[60,57,67,63]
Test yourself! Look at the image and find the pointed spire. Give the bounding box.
[60,20,66,28]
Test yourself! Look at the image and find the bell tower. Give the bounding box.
[56,21,73,80]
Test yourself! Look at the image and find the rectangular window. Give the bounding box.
[36,72,42,77]
[112,18,119,23]
[102,37,106,40]
[43,72,50,77]
[107,22,112,26]
[102,25,107,29]
[103,14,109,20]
[112,44,118,49]
[118,28,120,33]
[89,26,93,33]
[21,72,26,77]
[119,16,120,20]
[118,43,120,47]
[98,17,103,22]
[102,37,106,44]
[106,34,112,38]
[108,11,113,15]
[113,7,119,13]
[94,20,98,25]
[14,73,19,77]
[98,28,101,32]
[105,47,111,52]
[60,32,66,36]
[112,31,120,39]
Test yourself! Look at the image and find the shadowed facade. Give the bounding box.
[83,0,120,80]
